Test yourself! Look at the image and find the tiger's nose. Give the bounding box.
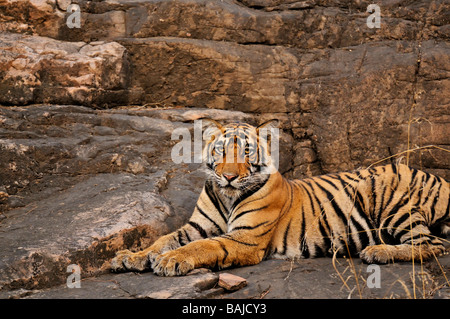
[223,174,238,182]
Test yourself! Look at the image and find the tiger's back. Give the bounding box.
[269,163,450,263]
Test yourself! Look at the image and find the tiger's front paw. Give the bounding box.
[110,249,151,272]
[360,245,394,264]
[152,250,195,276]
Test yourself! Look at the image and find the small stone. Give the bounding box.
[218,273,247,291]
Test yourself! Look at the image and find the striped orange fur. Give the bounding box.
[111,120,450,276]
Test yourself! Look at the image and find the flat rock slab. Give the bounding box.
[3,252,448,299]
[17,271,221,299]
[218,273,247,292]
[0,172,174,290]
[218,254,450,299]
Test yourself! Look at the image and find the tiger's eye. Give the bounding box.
[214,144,224,155]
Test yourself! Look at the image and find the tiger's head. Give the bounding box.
[201,119,279,198]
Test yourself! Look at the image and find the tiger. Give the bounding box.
[111,119,450,276]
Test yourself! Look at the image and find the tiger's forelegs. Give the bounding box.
[152,237,264,276]
[111,227,188,272]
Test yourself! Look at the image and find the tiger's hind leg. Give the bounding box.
[360,208,446,264]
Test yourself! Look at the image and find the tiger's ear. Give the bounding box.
[199,118,223,130]
[256,119,279,131]
[198,118,223,142]
[256,119,279,149]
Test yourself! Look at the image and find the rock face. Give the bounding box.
[1,0,448,179]
[0,33,128,106]
[0,0,449,298]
